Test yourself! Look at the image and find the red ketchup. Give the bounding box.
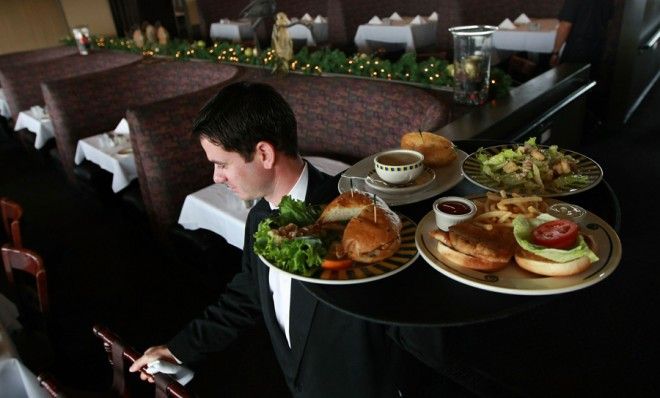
[437,201,471,215]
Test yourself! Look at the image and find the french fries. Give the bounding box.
[472,191,547,230]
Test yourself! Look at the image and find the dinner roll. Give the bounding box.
[401,131,456,167]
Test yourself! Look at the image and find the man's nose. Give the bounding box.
[213,169,227,184]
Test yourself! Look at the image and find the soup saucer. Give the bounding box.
[365,167,435,194]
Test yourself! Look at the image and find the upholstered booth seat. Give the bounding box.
[41,59,240,185]
[0,51,142,121]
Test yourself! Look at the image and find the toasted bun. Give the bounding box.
[514,247,592,276]
[342,205,402,263]
[318,191,374,223]
[433,230,510,271]
[401,132,457,168]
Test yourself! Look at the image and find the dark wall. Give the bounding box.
[108,0,176,38]
[607,0,660,127]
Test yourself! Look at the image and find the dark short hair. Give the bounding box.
[192,81,298,161]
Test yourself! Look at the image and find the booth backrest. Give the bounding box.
[128,67,453,235]
[41,59,239,182]
[244,70,454,162]
[0,46,78,79]
[0,51,142,120]
[126,86,222,237]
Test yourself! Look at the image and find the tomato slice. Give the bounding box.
[532,219,579,249]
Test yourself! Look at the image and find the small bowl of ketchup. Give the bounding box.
[432,196,477,231]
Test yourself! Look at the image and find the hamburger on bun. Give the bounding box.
[318,191,375,224]
[512,216,599,277]
[342,205,402,263]
[400,131,456,168]
[430,222,515,271]
[317,191,401,264]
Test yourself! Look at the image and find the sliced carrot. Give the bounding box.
[321,257,353,270]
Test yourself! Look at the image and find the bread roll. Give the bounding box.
[401,131,456,167]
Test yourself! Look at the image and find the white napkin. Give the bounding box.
[428,11,439,22]
[146,360,194,386]
[389,12,402,21]
[368,16,383,25]
[498,18,516,30]
[314,15,326,23]
[301,13,313,22]
[410,15,424,25]
[114,118,130,135]
[514,13,531,24]
[219,18,230,24]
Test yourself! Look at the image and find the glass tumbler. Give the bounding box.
[449,25,498,105]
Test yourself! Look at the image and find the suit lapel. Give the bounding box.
[288,279,317,377]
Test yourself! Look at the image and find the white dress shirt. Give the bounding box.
[267,162,309,348]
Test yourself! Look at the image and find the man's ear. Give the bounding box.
[255,141,276,169]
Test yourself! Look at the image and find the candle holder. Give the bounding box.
[449,25,498,105]
[72,25,92,55]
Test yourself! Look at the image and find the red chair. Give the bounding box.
[93,324,190,398]
[1,197,23,248]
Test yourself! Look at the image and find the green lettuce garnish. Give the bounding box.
[253,196,325,276]
[513,213,598,263]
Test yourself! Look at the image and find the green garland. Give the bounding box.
[62,36,511,99]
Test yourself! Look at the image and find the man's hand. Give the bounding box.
[550,53,560,66]
[129,345,177,383]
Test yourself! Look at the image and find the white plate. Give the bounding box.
[339,150,467,206]
[365,167,436,194]
[462,144,603,197]
[414,199,621,295]
[259,215,419,285]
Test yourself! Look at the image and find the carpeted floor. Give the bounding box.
[1,81,658,397]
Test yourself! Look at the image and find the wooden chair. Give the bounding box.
[93,324,190,398]
[1,244,48,316]
[1,197,23,248]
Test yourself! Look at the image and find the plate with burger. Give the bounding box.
[415,194,621,295]
[254,191,419,284]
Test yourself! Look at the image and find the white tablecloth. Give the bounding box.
[14,111,54,149]
[178,156,349,249]
[209,20,254,42]
[0,89,10,118]
[0,358,49,398]
[493,19,558,53]
[354,18,437,53]
[74,119,136,192]
[287,22,329,46]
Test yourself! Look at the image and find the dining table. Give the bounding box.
[178,156,349,249]
[74,119,136,193]
[492,18,559,54]
[209,19,254,43]
[13,108,54,149]
[300,139,622,327]
[0,293,49,397]
[0,89,10,118]
[354,15,438,53]
[287,16,329,47]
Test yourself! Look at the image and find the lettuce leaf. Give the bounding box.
[513,214,598,263]
[253,196,325,276]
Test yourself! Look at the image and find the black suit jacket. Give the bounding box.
[168,164,445,398]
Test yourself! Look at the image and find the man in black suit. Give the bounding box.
[130,81,448,397]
